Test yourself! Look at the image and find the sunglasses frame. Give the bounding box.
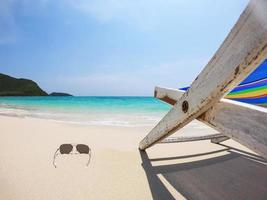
[53,143,91,168]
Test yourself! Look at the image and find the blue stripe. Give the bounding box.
[240,59,267,84]
[228,96,267,104]
[180,87,189,91]
[230,78,267,93]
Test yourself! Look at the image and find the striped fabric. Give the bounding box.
[180,59,267,107]
[226,59,267,107]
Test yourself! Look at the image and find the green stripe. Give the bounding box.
[228,85,267,95]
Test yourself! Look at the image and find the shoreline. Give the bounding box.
[0,100,168,128]
[0,103,216,131]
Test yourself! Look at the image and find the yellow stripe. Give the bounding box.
[227,88,267,98]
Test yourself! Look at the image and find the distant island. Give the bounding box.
[0,73,72,96]
[49,92,73,96]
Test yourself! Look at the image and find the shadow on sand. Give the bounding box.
[140,144,267,200]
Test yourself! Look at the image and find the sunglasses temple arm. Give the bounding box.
[87,150,91,167]
[53,148,59,168]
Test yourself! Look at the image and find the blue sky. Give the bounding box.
[0,0,249,96]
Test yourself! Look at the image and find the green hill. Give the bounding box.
[0,73,48,96]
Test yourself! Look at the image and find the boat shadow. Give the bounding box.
[140,144,267,200]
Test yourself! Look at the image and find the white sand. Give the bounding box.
[0,115,265,200]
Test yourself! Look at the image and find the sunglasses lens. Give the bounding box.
[60,144,73,154]
[76,144,89,154]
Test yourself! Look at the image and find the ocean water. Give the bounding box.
[0,96,171,127]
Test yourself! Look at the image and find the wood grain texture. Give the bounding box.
[201,99,267,159]
[154,86,267,159]
[139,0,267,150]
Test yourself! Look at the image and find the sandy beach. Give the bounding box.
[0,115,266,200]
[1,0,267,199]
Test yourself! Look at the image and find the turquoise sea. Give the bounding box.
[0,97,171,127]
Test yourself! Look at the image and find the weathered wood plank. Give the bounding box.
[139,0,267,150]
[160,134,227,143]
[201,99,267,159]
[154,86,184,104]
[154,86,267,159]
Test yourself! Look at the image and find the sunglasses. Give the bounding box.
[53,143,91,168]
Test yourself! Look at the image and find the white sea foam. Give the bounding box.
[0,105,162,127]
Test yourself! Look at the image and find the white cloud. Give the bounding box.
[46,58,208,96]
[65,0,185,30]
[0,0,250,43]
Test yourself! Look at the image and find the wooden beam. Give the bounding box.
[160,134,227,143]
[154,87,267,159]
[210,136,230,144]
[201,99,267,159]
[154,86,184,104]
[139,0,267,150]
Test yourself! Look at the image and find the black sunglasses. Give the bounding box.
[53,143,91,168]
[59,144,90,154]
